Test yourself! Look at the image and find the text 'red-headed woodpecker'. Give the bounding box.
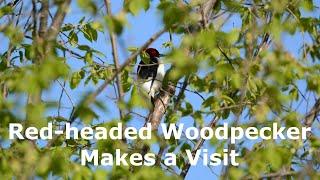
[137,48,165,105]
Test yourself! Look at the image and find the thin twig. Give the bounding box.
[56,80,75,107]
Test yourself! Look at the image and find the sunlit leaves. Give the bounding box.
[1,25,24,45]
[0,0,319,178]
[22,44,35,60]
[299,17,318,34]
[124,0,150,15]
[26,103,47,127]
[121,69,133,93]
[162,41,173,48]
[222,0,243,13]
[77,0,98,14]
[166,49,196,80]
[35,154,51,177]
[0,5,13,18]
[61,23,73,31]
[307,75,320,95]
[62,20,99,45]
[50,147,72,175]
[2,58,69,93]
[158,1,189,28]
[214,63,234,84]
[2,142,39,177]
[69,31,78,47]
[70,70,85,89]
[129,85,151,108]
[270,0,289,13]
[246,141,294,178]
[0,110,18,138]
[140,51,150,64]
[74,100,99,124]
[81,24,98,42]
[130,167,177,180]
[301,0,315,11]
[105,12,127,34]
[230,73,242,89]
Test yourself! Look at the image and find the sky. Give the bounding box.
[0,0,319,179]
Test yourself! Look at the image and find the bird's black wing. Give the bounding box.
[137,60,158,80]
[137,60,159,92]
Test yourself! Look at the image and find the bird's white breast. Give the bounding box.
[138,61,165,98]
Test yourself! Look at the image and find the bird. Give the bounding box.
[137,48,165,106]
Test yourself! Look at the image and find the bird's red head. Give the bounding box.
[145,48,160,58]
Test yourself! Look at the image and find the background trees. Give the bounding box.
[0,0,319,179]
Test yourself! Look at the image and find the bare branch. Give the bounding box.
[201,0,217,28]
[147,84,176,130]
[39,0,48,38]
[46,0,71,41]
[304,98,320,137]
[104,0,124,120]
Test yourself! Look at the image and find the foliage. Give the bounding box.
[0,0,320,179]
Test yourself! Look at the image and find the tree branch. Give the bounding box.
[201,0,217,28]
[147,0,217,132]
[104,0,124,120]
[39,0,48,38]
[137,1,219,176]
[304,98,320,138]
[46,0,71,41]
[147,84,176,130]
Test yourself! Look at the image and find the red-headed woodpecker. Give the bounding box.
[137,48,165,105]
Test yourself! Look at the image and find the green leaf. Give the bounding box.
[105,15,125,35]
[162,41,173,48]
[140,51,150,64]
[85,52,93,64]
[129,85,150,108]
[301,0,314,11]
[124,0,150,15]
[61,23,73,31]
[77,0,98,14]
[121,69,133,93]
[128,46,138,52]
[69,31,78,47]
[158,1,189,28]
[70,71,84,89]
[2,25,24,45]
[0,6,13,18]
[182,102,193,116]
[91,21,104,32]
[75,104,98,124]
[78,45,91,51]
[82,24,98,42]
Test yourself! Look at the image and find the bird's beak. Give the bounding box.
[159,54,166,57]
